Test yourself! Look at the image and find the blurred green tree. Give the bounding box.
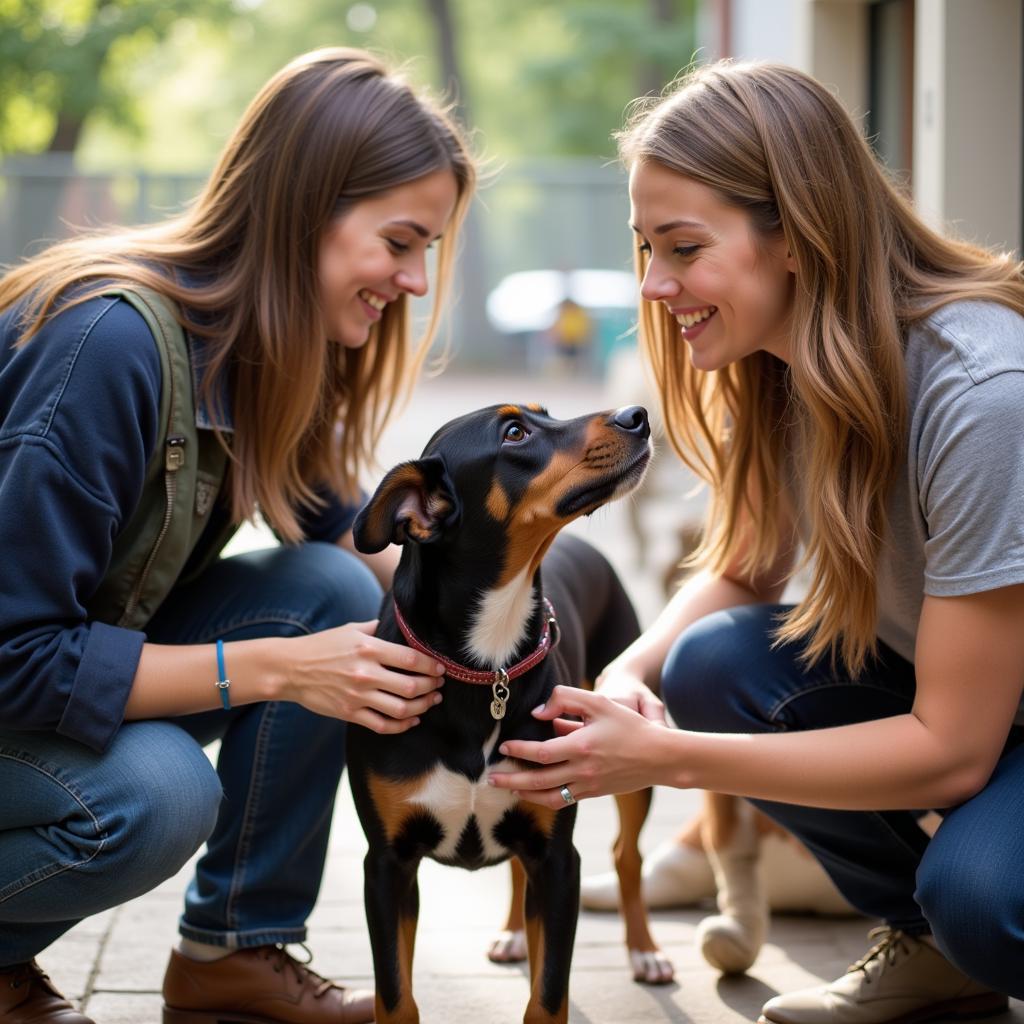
[0,0,697,166]
[0,0,235,157]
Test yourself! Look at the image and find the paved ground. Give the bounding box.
[43,370,1024,1022]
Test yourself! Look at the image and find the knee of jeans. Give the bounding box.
[284,542,383,633]
[916,834,1024,984]
[661,607,770,733]
[99,723,221,882]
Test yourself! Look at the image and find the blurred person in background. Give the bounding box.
[491,59,1024,1022]
[0,47,474,1024]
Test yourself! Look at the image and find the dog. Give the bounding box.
[348,403,672,1024]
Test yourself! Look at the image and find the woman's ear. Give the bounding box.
[352,455,460,554]
[783,242,797,274]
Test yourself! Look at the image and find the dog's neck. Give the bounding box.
[393,546,544,672]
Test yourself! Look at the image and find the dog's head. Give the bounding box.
[353,404,651,575]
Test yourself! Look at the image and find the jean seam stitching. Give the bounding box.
[0,751,108,905]
[189,616,316,645]
[223,701,278,932]
[767,680,911,722]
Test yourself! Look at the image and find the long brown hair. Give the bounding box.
[0,47,476,542]
[619,60,1024,672]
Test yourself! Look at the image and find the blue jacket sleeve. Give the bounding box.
[0,296,161,752]
[294,483,365,544]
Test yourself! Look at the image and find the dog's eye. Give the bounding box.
[502,423,528,444]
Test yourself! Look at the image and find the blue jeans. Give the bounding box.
[0,542,382,965]
[662,604,1024,998]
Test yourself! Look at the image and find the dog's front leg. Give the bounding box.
[520,843,580,1024]
[364,848,421,1024]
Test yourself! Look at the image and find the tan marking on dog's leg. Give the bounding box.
[487,858,528,963]
[520,802,559,838]
[613,788,658,954]
[524,923,568,1024]
[376,911,420,1024]
[505,857,527,931]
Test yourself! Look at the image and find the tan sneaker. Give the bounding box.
[759,928,1008,1024]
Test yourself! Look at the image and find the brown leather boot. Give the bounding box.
[161,946,374,1024]
[0,961,96,1023]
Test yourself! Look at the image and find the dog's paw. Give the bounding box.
[629,947,675,985]
[487,929,528,963]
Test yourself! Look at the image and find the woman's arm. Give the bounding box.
[126,622,445,733]
[596,502,797,718]
[490,583,1024,810]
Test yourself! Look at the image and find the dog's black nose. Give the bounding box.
[612,405,650,439]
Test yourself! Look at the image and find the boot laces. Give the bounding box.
[846,927,912,984]
[263,944,337,999]
[4,961,47,991]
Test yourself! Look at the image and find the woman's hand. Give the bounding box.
[595,662,666,723]
[487,685,672,808]
[284,620,445,733]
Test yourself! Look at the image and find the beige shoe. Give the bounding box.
[759,928,1008,1024]
[580,831,855,916]
[696,802,768,974]
[760,833,856,916]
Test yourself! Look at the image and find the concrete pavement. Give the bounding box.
[41,370,1024,1022]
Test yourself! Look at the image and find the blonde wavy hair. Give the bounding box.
[0,47,476,542]
[618,60,1024,673]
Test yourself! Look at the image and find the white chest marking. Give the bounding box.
[406,727,518,861]
[466,570,535,668]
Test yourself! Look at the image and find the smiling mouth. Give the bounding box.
[556,447,652,517]
[674,305,717,328]
[359,289,388,312]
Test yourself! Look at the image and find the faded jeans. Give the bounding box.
[0,542,381,965]
[662,603,1024,998]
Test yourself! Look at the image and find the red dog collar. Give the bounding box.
[392,597,558,686]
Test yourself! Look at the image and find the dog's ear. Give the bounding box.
[352,455,460,553]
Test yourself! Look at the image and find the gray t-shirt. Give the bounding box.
[874,300,1024,672]
[786,300,1024,723]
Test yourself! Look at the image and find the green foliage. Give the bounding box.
[1,0,698,167]
[0,0,235,155]
[457,0,698,158]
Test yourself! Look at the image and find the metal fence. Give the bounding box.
[0,154,639,370]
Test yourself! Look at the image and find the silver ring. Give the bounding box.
[559,785,576,806]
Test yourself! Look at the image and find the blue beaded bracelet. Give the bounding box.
[215,638,231,710]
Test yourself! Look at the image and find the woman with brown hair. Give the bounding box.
[490,59,1024,1018]
[0,48,473,1024]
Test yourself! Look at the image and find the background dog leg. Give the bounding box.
[488,857,529,963]
[364,851,422,1024]
[695,794,768,975]
[613,789,675,984]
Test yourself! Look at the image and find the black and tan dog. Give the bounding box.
[349,403,672,1024]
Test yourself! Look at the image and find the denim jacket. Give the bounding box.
[0,292,360,752]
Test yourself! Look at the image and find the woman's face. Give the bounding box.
[319,167,459,348]
[629,160,796,369]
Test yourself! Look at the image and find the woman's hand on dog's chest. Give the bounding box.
[279,619,446,733]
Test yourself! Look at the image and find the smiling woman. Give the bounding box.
[629,159,795,369]
[488,58,1024,1016]
[319,168,458,348]
[0,47,474,1024]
